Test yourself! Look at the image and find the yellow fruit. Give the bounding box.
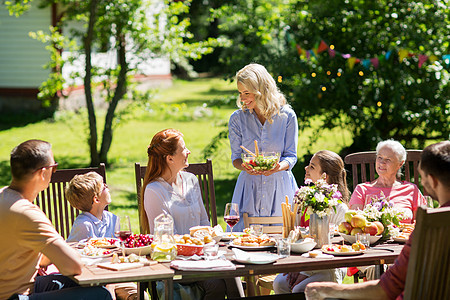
[154,243,176,253]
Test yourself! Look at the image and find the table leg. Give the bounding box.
[164,279,173,300]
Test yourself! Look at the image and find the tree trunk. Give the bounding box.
[85,0,99,166]
[99,30,128,164]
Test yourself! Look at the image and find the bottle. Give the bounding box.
[151,213,177,262]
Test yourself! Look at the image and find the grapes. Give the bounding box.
[123,234,153,248]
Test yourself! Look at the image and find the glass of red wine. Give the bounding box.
[224,203,240,234]
[115,215,131,256]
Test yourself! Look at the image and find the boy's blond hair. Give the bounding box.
[66,172,103,212]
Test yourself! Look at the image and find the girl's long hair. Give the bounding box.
[236,63,287,123]
[140,129,183,233]
[315,150,350,204]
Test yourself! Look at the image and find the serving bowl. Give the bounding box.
[242,152,280,171]
[339,233,382,245]
[176,244,204,256]
[290,238,317,253]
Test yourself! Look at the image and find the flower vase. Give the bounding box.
[310,213,330,248]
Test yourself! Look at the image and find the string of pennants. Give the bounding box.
[291,39,450,71]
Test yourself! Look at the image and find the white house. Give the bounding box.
[0,1,171,112]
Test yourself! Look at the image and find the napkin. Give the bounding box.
[170,259,236,271]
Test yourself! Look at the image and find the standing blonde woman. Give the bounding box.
[228,63,299,231]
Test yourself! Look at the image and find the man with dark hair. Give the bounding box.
[0,140,111,300]
[305,141,450,300]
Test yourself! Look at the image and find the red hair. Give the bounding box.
[140,129,183,233]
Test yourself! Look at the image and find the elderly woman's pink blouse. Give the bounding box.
[348,181,426,223]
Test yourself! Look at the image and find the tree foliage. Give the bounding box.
[7,0,222,165]
[214,0,450,153]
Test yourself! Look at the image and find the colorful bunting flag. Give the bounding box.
[362,59,371,69]
[296,44,303,55]
[370,57,379,69]
[317,40,328,53]
[418,54,428,68]
[347,57,357,70]
[290,37,450,71]
[328,48,336,58]
[398,49,409,62]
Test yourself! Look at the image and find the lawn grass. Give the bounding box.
[0,76,353,233]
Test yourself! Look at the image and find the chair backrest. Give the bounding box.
[35,164,107,240]
[404,206,450,300]
[344,150,422,191]
[243,213,283,234]
[135,159,218,233]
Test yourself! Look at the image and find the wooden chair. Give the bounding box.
[344,150,422,191]
[404,206,450,300]
[135,159,218,233]
[35,163,107,240]
[243,213,283,234]
[243,213,283,296]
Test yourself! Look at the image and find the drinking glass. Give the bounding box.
[115,215,132,256]
[425,196,434,208]
[224,203,240,234]
[251,224,264,236]
[203,243,219,260]
[356,233,370,249]
[277,238,291,258]
[329,223,337,240]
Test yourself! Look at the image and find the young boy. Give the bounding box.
[66,172,117,243]
[66,172,147,300]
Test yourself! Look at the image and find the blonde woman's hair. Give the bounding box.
[66,172,103,212]
[140,129,184,234]
[236,63,287,123]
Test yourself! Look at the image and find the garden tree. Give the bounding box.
[214,0,449,154]
[6,0,221,165]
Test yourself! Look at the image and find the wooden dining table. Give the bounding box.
[72,237,404,300]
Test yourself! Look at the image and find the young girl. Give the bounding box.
[273,150,349,294]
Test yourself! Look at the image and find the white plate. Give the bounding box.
[321,249,364,256]
[229,241,275,250]
[221,232,244,241]
[233,249,278,264]
[90,238,120,249]
[81,252,114,258]
[392,237,409,243]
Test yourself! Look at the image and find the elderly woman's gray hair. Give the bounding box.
[376,139,407,162]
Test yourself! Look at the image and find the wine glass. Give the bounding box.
[115,215,132,256]
[224,203,240,235]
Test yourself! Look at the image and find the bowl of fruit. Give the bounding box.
[242,152,280,171]
[175,234,205,256]
[123,234,153,255]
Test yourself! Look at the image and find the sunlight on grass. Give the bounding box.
[0,76,353,233]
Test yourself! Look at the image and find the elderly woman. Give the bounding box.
[349,139,426,223]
